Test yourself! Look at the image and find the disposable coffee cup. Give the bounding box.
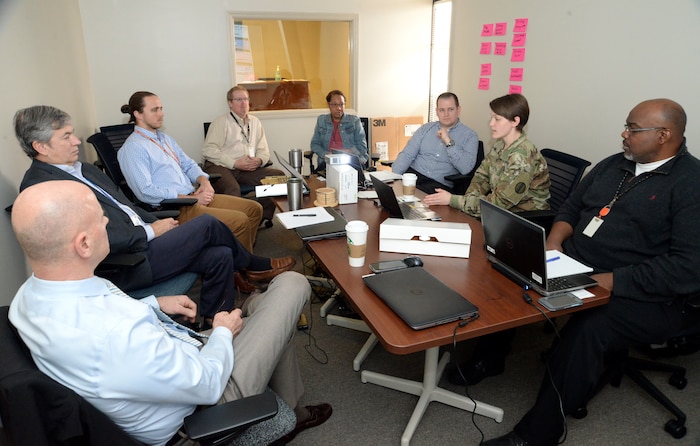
[402,173,417,201]
[345,220,369,267]
[289,148,303,174]
[287,177,302,211]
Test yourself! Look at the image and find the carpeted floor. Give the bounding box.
[254,217,700,446]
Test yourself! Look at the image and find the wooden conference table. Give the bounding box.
[275,176,610,445]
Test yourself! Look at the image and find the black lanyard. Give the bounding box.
[231,112,250,144]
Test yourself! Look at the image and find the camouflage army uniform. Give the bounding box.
[449,133,550,217]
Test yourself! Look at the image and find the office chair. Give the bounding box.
[87,132,197,217]
[0,306,294,446]
[304,116,372,175]
[519,148,591,233]
[571,297,700,439]
[444,140,485,194]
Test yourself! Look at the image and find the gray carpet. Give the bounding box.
[254,218,700,446]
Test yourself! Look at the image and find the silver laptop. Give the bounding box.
[370,175,441,221]
[273,151,310,194]
[480,199,597,296]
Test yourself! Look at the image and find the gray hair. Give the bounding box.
[14,105,72,158]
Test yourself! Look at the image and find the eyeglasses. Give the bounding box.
[229,97,250,102]
[623,124,667,133]
[329,103,345,108]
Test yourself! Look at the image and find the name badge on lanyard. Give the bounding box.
[583,205,609,238]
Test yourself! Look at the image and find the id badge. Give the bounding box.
[583,216,603,237]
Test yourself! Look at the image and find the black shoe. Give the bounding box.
[447,357,505,386]
[482,431,531,446]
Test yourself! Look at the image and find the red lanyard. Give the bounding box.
[134,129,180,165]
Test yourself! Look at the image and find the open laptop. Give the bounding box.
[480,199,597,296]
[294,207,347,242]
[363,267,479,330]
[370,175,441,221]
[273,151,310,194]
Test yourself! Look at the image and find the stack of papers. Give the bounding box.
[276,206,335,229]
[255,183,288,197]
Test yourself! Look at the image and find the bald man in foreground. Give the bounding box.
[482,99,700,446]
[9,181,332,446]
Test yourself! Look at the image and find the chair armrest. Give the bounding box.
[444,173,474,183]
[379,160,394,167]
[98,253,147,269]
[184,392,278,444]
[518,210,557,234]
[208,173,222,184]
[160,198,198,207]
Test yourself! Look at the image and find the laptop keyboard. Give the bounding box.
[400,203,426,220]
[546,276,577,292]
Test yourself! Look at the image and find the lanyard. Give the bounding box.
[231,112,250,144]
[597,170,654,218]
[134,129,180,165]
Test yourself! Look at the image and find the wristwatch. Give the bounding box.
[445,139,455,147]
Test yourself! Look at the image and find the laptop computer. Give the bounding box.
[480,199,597,296]
[273,151,310,194]
[363,267,479,330]
[370,175,441,221]
[294,207,347,242]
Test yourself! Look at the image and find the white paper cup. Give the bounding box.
[345,220,369,267]
[402,173,418,201]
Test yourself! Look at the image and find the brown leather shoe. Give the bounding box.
[280,403,332,442]
[245,256,296,282]
[234,271,258,294]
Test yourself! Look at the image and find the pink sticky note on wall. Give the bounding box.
[514,18,529,33]
[478,78,491,90]
[511,48,526,62]
[509,84,523,94]
[481,24,494,36]
[495,22,507,35]
[480,63,492,76]
[494,42,507,56]
[512,33,526,47]
[480,42,493,55]
[510,68,524,82]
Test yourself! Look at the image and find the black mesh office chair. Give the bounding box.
[0,305,292,446]
[519,148,591,233]
[444,140,485,194]
[87,132,197,216]
[571,297,700,439]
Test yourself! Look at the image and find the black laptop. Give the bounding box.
[370,175,441,221]
[294,207,347,242]
[480,199,597,296]
[363,267,478,330]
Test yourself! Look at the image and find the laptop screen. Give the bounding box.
[480,199,548,287]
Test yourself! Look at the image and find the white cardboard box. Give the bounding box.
[379,218,472,258]
[326,164,358,204]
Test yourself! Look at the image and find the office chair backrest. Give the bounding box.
[0,306,142,445]
[100,123,135,151]
[540,148,591,212]
[204,122,211,137]
[87,132,136,202]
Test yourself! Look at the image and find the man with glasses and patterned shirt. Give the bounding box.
[482,99,700,446]
[202,86,284,216]
[392,92,479,194]
[309,89,369,173]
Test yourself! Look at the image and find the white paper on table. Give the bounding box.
[546,249,594,278]
[275,206,334,229]
[255,183,287,197]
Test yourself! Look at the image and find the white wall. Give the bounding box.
[0,0,96,305]
[78,0,433,162]
[450,0,700,167]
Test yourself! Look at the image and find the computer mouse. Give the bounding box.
[403,256,423,267]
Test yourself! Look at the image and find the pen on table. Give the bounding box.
[293,214,317,217]
[546,256,560,263]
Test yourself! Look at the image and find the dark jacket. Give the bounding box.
[21,160,156,290]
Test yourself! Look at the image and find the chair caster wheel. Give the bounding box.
[571,407,587,419]
[664,419,687,439]
[669,372,687,389]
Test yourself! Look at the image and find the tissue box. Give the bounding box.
[326,164,358,204]
[379,218,471,258]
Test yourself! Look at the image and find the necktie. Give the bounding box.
[107,282,208,347]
